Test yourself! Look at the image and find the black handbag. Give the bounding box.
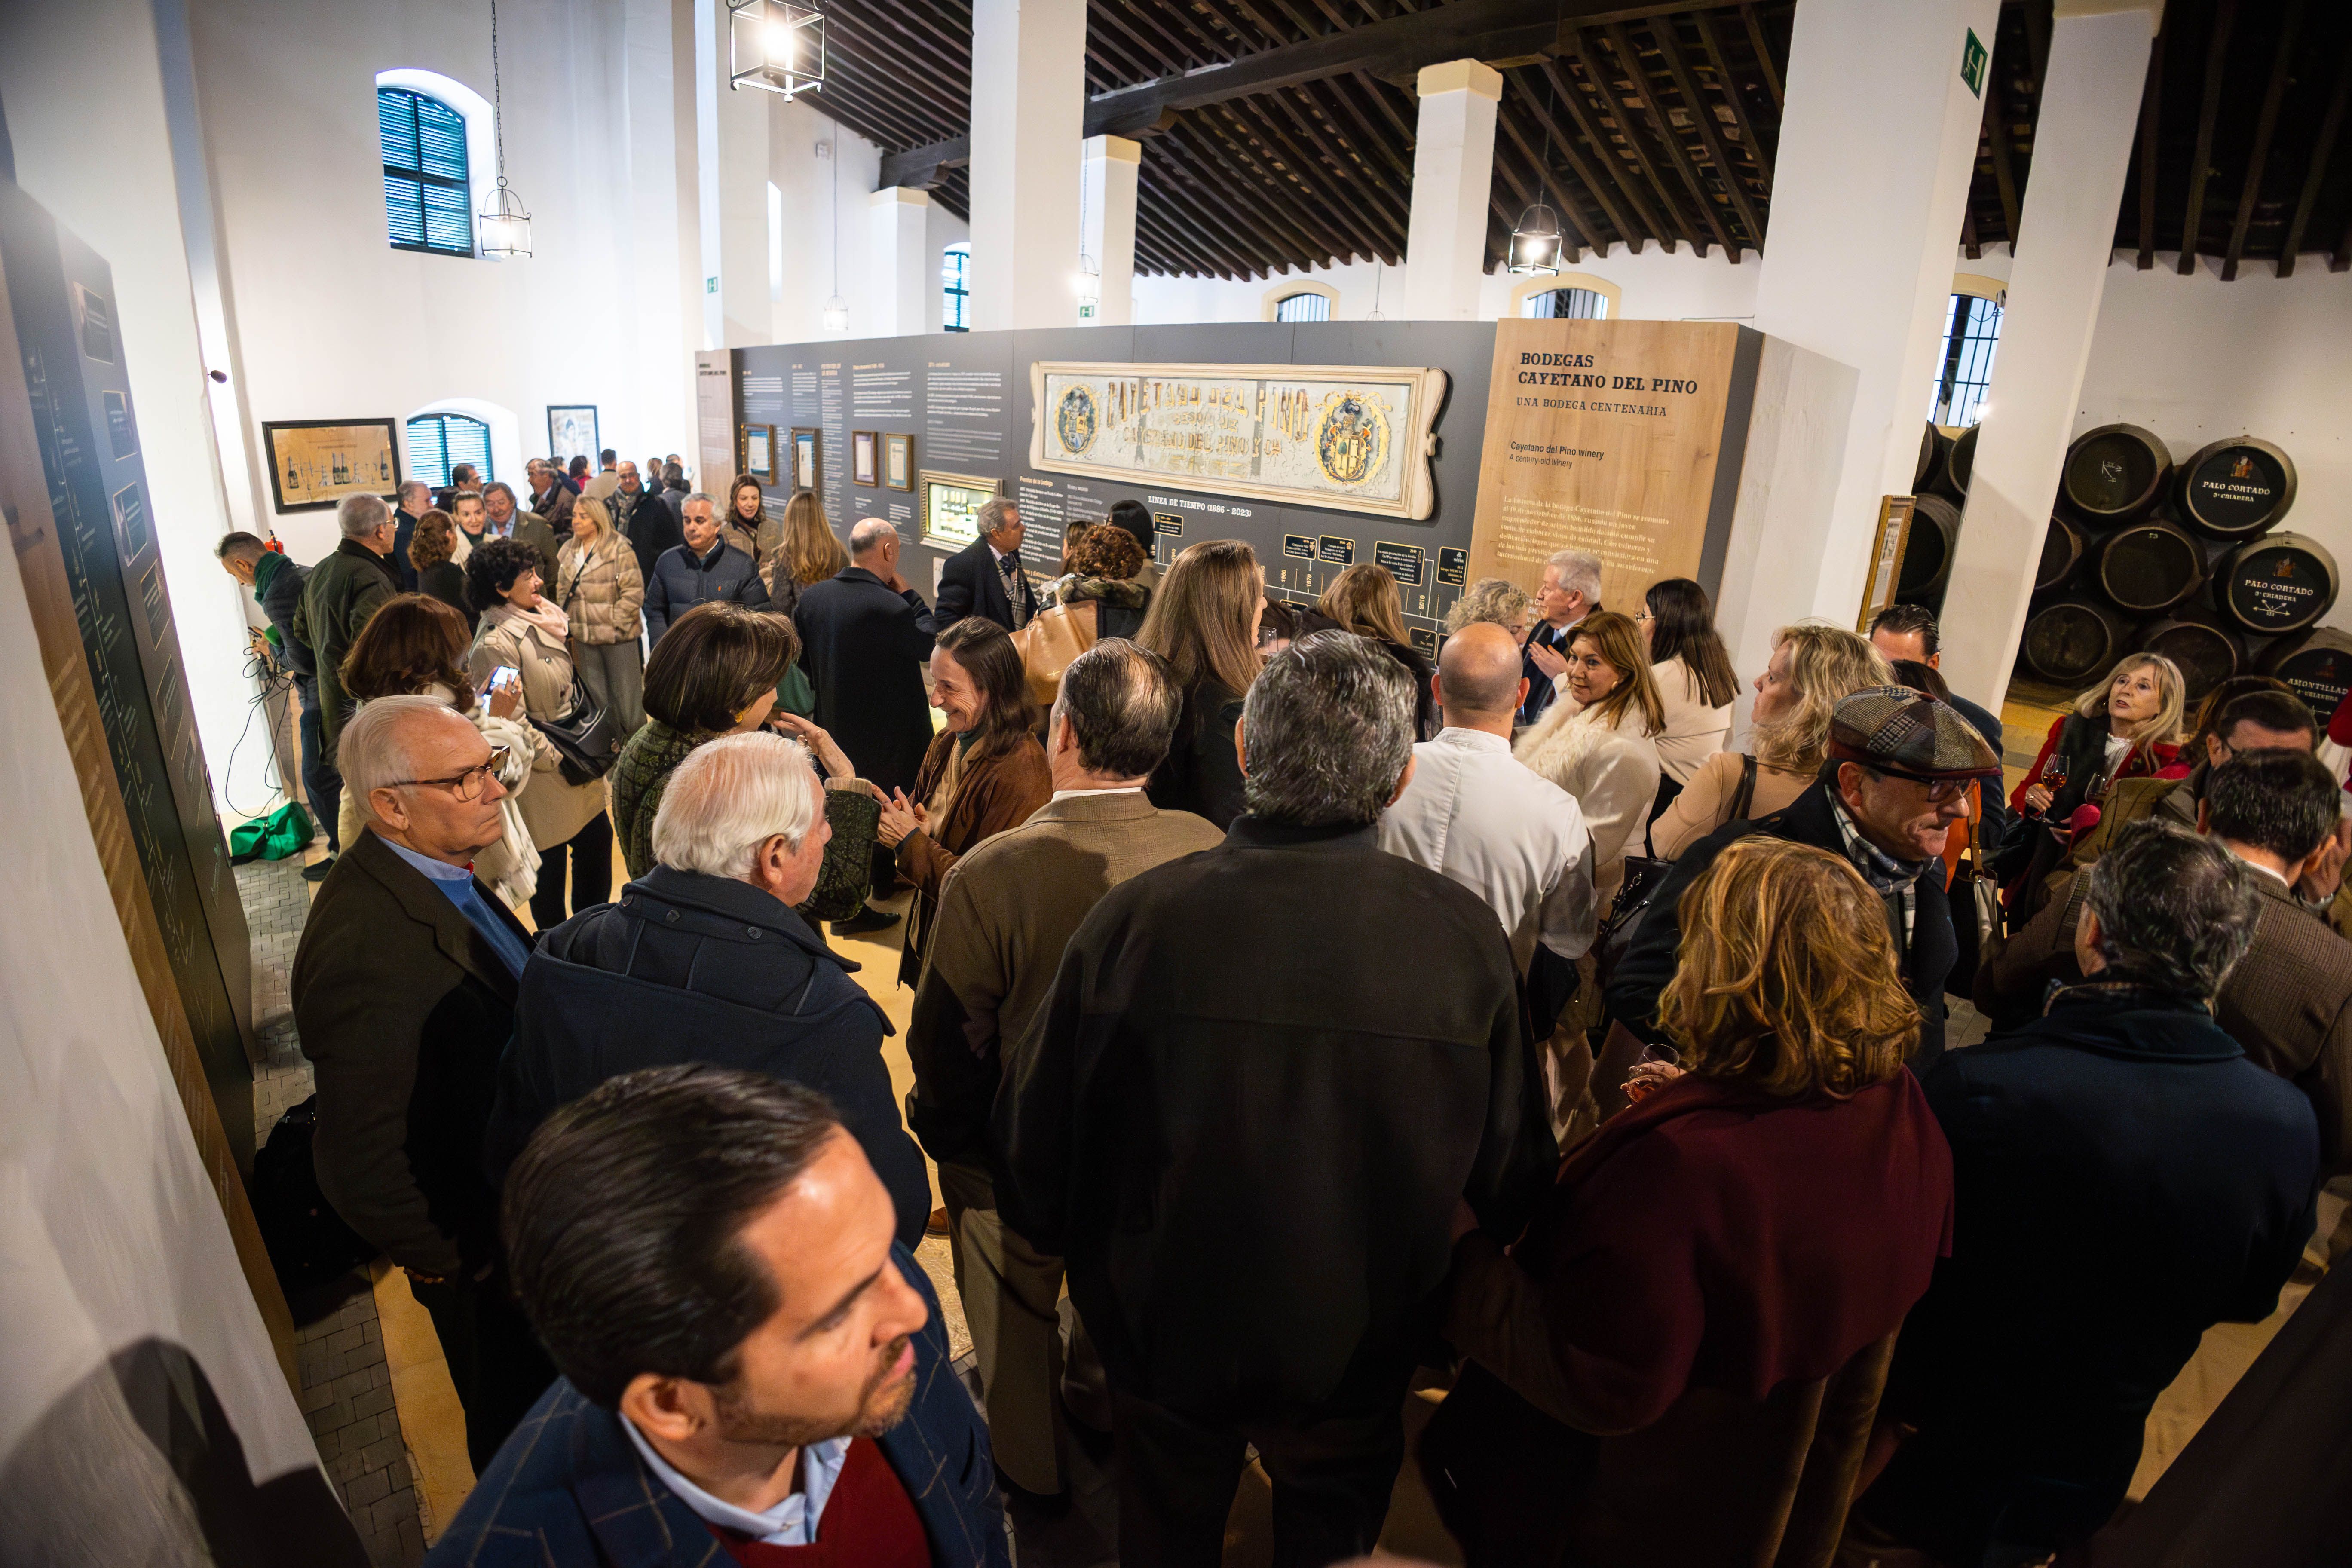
[532,676,625,785]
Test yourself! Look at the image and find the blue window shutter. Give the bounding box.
[406,416,451,488]
[444,416,492,484]
[379,87,473,258]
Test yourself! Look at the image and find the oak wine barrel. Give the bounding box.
[1947,424,1979,496]
[2177,436,2297,539]
[2062,424,2171,523]
[2216,533,2340,636]
[2135,607,2245,705]
[2096,517,2205,614]
[1914,421,1951,493]
[2021,597,2131,687]
[1897,493,1962,601]
[2257,628,2352,724]
[2036,513,2086,592]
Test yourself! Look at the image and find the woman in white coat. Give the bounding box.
[1513,609,1665,907]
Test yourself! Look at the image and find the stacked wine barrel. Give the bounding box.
[1996,426,2338,712]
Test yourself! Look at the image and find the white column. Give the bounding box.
[868,187,932,335]
[1081,134,1140,325]
[1940,0,2161,710]
[1403,60,1503,322]
[695,0,770,347]
[968,0,1086,331]
[1751,0,2000,627]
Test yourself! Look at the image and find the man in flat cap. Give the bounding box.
[1608,685,2001,1075]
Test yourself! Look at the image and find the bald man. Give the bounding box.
[1379,622,1596,974]
[791,518,942,798]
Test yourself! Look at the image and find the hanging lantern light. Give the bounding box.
[729,0,827,98]
[479,0,532,260]
[1509,203,1563,276]
[822,294,849,331]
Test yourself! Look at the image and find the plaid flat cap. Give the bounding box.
[1827,685,2003,781]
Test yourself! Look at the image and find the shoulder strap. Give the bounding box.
[1728,753,1758,822]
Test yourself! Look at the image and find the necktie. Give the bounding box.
[1001,554,1030,628]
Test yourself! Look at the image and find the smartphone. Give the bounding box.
[480,665,520,711]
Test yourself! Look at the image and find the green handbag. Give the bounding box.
[776,658,817,720]
[230,801,315,864]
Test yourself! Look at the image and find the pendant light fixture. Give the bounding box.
[1366,259,1387,321]
[1073,164,1100,319]
[821,124,848,331]
[728,0,827,99]
[478,0,533,260]
[1508,1,1567,278]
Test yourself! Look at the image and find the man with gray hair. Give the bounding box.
[997,631,1554,1563]
[487,729,929,1245]
[793,517,941,797]
[935,493,1035,631]
[1519,546,1603,726]
[1858,818,2319,1567]
[906,639,1223,1502]
[643,490,768,643]
[392,478,430,590]
[292,490,400,795]
[293,695,554,1467]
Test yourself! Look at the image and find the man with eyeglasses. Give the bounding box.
[293,695,557,1470]
[1608,686,2003,1077]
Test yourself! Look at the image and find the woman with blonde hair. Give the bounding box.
[1318,561,1436,738]
[554,494,646,734]
[1427,836,1953,1566]
[1514,609,1665,901]
[1446,577,1531,641]
[1999,651,2187,913]
[1653,622,1892,859]
[755,487,849,612]
[1138,539,1265,827]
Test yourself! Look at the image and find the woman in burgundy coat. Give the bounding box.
[1424,837,1955,1568]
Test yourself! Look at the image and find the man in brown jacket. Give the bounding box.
[906,638,1222,1502]
[1982,749,2352,1178]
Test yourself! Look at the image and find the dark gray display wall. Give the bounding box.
[735,321,1502,653]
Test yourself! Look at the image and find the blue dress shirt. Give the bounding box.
[379,835,533,978]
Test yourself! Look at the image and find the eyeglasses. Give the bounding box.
[388,747,509,802]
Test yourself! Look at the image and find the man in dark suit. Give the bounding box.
[292,697,555,1470]
[426,1067,1009,1568]
[995,632,1555,1565]
[1518,548,1601,726]
[794,518,940,799]
[390,479,427,591]
[1609,686,2001,1076]
[935,495,1035,632]
[611,459,682,590]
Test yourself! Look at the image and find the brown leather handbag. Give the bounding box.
[1011,597,1098,708]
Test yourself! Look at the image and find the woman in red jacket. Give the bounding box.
[1424,837,1954,1568]
[2002,653,2188,912]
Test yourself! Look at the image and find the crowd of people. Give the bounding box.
[229,475,2352,1568]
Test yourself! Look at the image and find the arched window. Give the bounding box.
[379,86,474,257]
[406,413,493,488]
[1927,278,2006,430]
[942,243,971,332]
[1274,291,1331,322]
[1524,287,1608,320]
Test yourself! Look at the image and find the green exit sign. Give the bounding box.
[1960,28,1988,97]
[705,276,719,294]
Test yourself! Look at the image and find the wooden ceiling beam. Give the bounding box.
[1962,199,1981,260]
[1097,0,1201,75]
[1243,96,1403,257]
[1155,127,1321,270]
[837,6,971,86]
[1181,112,1350,264]
[1690,9,1770,185]
[1739,2,1781,108]
[1982,49,2021,246]
[1138,165,1262,277]
[1307,75,1416,188]
[1597,23,1731,254]
[2276,32,2352,278]
[2177,0,2239,274]
[2135,23,2163,269]
[1643,16,1766,250]
[1540,53,1675,249]
[1504,65,1639,249]
[1269,85,1412,235]
[2221,0,2302,281]
[1196,103,1370,263]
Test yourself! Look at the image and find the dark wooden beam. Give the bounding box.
[1600,21,1735,256]
[1505,64,1641,248]
[1982,52,2021,246]
[2222,0,2302,281]
[1739,2,1781,108]
[2178,0,2239,274]
[2135,23,2163,269]
[1645,17,1766,250]
[1962,199,1981,260]
[1544,52,1679,250]
[2276,33,2352,278]
[1690,9,1770,186]
[1267,86,1413,236]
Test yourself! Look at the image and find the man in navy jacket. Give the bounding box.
[430,1065,1007,1567]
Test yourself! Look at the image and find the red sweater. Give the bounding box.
[707,1437,930,1567]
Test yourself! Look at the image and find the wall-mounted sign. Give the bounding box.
[1437,546,1469,586]
[1028,359,1447,520]
[1375,540,1426,586]
[1318,535,1356,565]
[1153,511,1184,536]
[1283,534,1314,560]
[260,418,399,512]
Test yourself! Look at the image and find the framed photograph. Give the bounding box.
[741,423,778,484]
[261,418,399,512]
[884,432,914,491]
[921,469,999,549]
[851,430,879,488]
[547,405,600,466]
[791,427,821,493]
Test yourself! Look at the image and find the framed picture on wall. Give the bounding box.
[884,432,914,491]
[261,418,400,512]
[791,427,821,493]
[547,405,599,466]
[852,430,879,487]
[742,424,778,484]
